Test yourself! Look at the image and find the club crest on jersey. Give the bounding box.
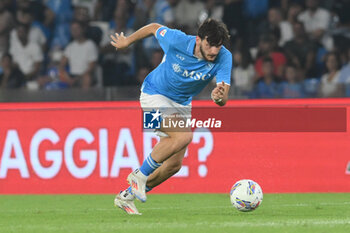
[172,63,181,73]
[160,29,167,37]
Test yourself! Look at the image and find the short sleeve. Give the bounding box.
[64,44,71,59]
[338,69,347,84]
[316,10,331,30]
[86,41,98,62]
[32,43,43,62]
[215,50,232,85]
[155,26,187,53]
[37,29,47,46]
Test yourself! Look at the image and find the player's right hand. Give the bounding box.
[110,32,129,50]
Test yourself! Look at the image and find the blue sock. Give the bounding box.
[139,154,161,176]
[127,185,152,194]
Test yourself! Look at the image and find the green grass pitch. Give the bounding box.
[1,193,350,233]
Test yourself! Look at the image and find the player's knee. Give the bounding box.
[179,132,193,147]
[176,134,192,150]
[187,132,193,143]
[168,132,192,152]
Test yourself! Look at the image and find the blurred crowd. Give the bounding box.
[0,0,350,99]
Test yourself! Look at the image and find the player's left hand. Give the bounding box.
[211,81,225,102]
[110,32,129,50]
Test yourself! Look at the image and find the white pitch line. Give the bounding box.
[269,202,350,207]
[110,219,350,229]
[144,201,350,210]
[1,202,350,213]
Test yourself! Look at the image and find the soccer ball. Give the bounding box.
[230,179,263,212]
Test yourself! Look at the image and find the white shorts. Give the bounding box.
[140,92,191,118]
[140,92,192,137]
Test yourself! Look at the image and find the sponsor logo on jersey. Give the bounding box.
[172,64,214,81]
[182,69,213,81]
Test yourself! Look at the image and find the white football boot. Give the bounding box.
[127,169,148,202]
[114,189,141,215]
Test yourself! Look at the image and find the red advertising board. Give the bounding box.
[0,98,349,194]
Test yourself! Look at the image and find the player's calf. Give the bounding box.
[162,158,182,177]
[146,147,187,188]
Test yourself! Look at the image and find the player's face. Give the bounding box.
[199,38,222,62]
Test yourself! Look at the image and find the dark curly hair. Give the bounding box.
[197,18,230,47]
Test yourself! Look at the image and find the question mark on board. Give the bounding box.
[192,128,213,177]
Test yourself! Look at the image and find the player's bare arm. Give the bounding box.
[211,81,230,106]
[110,23,163,49]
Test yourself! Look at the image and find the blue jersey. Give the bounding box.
[141,26,232,105]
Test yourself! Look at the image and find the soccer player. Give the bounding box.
[111,18,232,215]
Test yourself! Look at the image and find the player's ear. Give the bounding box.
[195,36,202,45]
